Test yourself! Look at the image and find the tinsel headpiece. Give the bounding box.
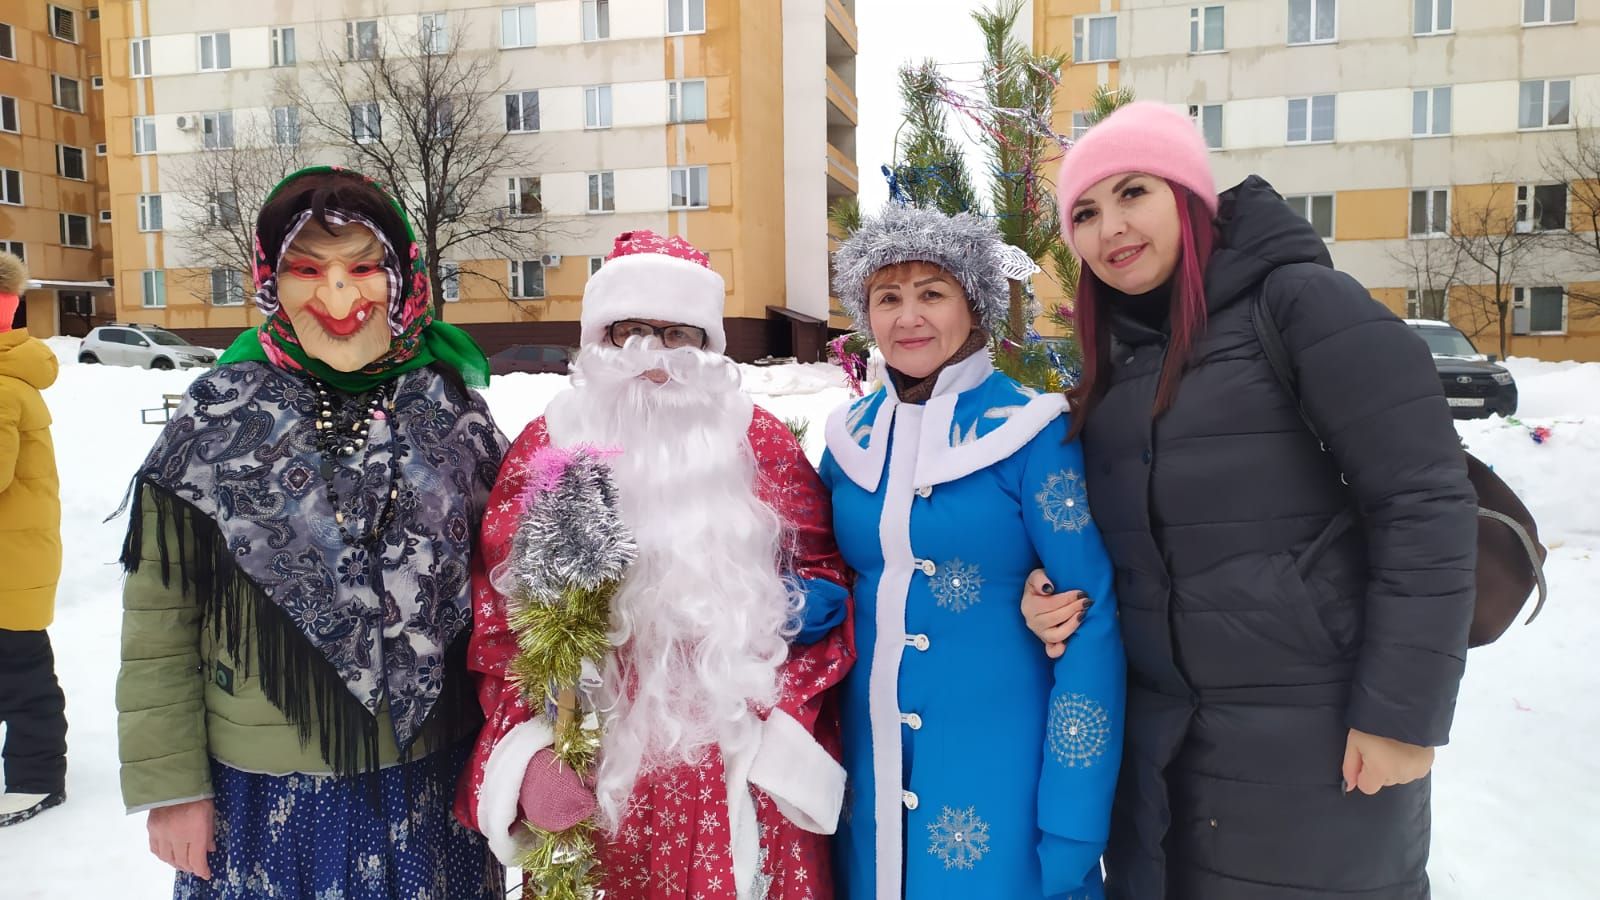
[831,204,1012,334]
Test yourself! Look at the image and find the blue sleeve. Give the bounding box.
[1020,416,1126,898]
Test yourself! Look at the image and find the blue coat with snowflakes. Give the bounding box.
[818,353,1125,900]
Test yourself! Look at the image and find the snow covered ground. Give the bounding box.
[2,342,1596,897]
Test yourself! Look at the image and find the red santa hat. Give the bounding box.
[579,230,727,353]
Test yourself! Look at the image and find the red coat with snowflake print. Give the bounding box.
[455,406,854,900]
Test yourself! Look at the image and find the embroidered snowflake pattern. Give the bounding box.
[1048,692,1111,768]
[930,559,984,613]
[1035,468,1092,533]
[926,806,991,870]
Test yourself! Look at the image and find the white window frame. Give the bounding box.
[138,193,163,232]
[1287,0,1337,45]
[1523,0,1576,27]
[505,90,540,133]
[1406,288,1449,320]
[48,5,77,43]
[1414,0,1453,35]
[141,270,166,309]
[346,19,380,60]
[1519,79,1572,131]
[95,143,106,155]
[419,12,449,54]
[1410,187,1451,238]
[0,95,18,134]
[201,111,235,150]
[52,74,83,113]
[1515,183,1568,233]
[1412,86,1452,137]
[0,241,22,261]
[440,260,460,301]
[669,80,708,124]
[1514,286,1567,335]
[0,23,14,61]
[1189,103,1223,149]
[98,209,112,223]
[583,0,611,41]
[1286,94,1336,144]
[272,106,300,145]
[670,165,710,209]
[1071,111,1091,141]
[207,190,239,227]
[509,259,545,299]
[1073,14,1117,63]
[667,0,706,35]
[588,256,605,276]
[350,102,381,144]
[270,27,296,67]
[1190,6,1225,53]
[506,176,542,217]
[431,97,454,138]
[501,6,537,48]
[587,171,615,213]
[210,268,246,306]
[198,32,232,72]
[1284,193,1335,241]
[56,144,87,181]
[133,116,156,155]
[91,75,103,90]
[0,167,22,206]
[130,38,151,77]
[59,213,90,248]
[585,85,613,129]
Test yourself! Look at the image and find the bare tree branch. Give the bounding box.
[1541,122,1600,319]
[1436,181,1547,359]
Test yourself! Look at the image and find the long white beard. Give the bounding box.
[544,341,798,831]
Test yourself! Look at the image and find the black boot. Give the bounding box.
[0,790,65,827]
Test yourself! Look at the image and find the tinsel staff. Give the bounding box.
[490,445,637,900]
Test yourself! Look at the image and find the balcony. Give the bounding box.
[827,143,858,197]
[826,65,858,127]
[825,0,857,55]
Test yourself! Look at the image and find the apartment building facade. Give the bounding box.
[88,0,855,359]
[1035,0,1600,362]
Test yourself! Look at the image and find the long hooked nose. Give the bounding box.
[318,263,363,316]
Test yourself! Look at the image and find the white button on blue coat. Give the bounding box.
[902,790,919,810]
[918,559,936,576]
[901,713,923,730]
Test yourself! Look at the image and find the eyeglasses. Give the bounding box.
[607,319,708,350]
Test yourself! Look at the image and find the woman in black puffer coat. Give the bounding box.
[1021,102,1477,898]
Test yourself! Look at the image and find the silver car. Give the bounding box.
[79,324,217,369]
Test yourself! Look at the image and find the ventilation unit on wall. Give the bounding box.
[540,254,563,267]
[174,115,196,131]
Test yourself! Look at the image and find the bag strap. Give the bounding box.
[1478,507,1550,624]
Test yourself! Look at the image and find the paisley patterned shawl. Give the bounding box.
[121,361,507,773]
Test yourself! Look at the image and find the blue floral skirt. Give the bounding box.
[174,742,503,899]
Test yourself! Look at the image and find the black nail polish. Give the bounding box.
[1084,599,1096,610]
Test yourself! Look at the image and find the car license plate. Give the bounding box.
[1448,397,1485,407]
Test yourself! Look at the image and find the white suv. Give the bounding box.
[79,324,218,369]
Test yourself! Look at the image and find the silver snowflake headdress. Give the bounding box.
[832,204,1014,335]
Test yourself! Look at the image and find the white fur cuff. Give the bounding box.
[747,709,846,835]
[478,718,556,867]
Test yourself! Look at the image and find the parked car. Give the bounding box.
[79,324,217,369]
[489,344,572,376]
[1405,319,1517,419]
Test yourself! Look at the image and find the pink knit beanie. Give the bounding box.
[1056,102,1219,255]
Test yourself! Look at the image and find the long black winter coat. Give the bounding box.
[1084,177,1478,899]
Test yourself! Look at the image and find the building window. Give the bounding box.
[133,116,157,154]
[1285,193,1335,240]
[1516,184,1568,233]
[667,0,706,34]
[98,209,112,222]
[589,256,605,276]
[273,106,300,145]
[0,96,18,133]
[1288,0,1336,44]
[131,38,151,77]
[669,80,707,124]
[52,75,83,113]
[95,143,106,155]
[1519,79,1571,130]
[1189,104,1223,149]
[419,12,449,54]
[1190,6,1224,53]
[670,166,709,209]
[1412,86,1452,137]
[1287,94,1335,143]
[59,291,92,317]
[507,176,543,216]
[1410,188,1450,237]
[59,213,90,248]
[56,144,86,180]
[509,260,545,299]
[0,23,14,60]
[585,85,613,129]
[1071,111,1091,141]
[271,27,296,67]
[431,97,454,138]
[1407,288,1447,319]
[1074,15,1116,63]
[207,191,240,227]
[588,171,615,213]
[48,5,76,43]
[1415,0,1452,34]
[141,270,166,308]
[347,20,379,60]
[88,7,99,19]
[505,90,540,132]
[584,0,611,40]
[138,194,163,232]
[1523,0,1576,26]
[0,168,21,205]
[351,102,381,143]
[199,32,232,71]
[201,111,235,150]
[440,260,460,301]
[211,268,245,306]
[0,241,22,260]
[1514,286,1566,334]
[502,6,536,47]
[91,75,103,89]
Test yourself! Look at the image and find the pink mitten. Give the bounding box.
[516,749,597,833]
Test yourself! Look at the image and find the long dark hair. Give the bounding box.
[1067,183,1218,440]
[256,170,410,271]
